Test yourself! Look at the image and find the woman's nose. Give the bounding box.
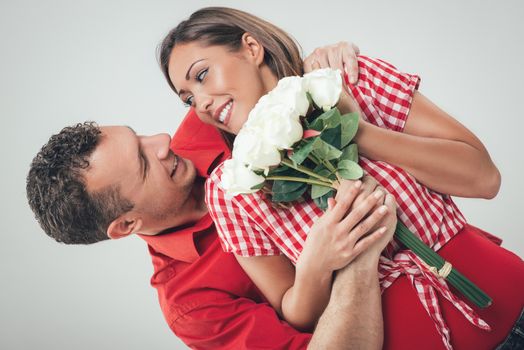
[195,94,213,115]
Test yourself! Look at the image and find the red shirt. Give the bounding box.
[142,108,524,350]
[140,111,311,349]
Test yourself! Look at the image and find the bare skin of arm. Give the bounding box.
[308,191,396,350]
[235,180,396,334]
[308,255,383,350]
[339,88,500,199]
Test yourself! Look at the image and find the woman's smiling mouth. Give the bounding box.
[216,100,233,124]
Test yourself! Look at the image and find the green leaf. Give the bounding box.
[340,112,359,148]
[267,165,303,177]
[289,138,317,165]
[272,184,308,202]
[309,108,341,131]
[272,179,307,193]
[337,159,364,180]
[340,144,359,163]
[250,182,265,190]
[313,189,335,210]
[313,165,337,180]
[320,124,342,149]
[312,138,342,160]
[311,184,332,199]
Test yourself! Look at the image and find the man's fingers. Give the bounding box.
[384,193,396,210]
[327,49,344,73]
[340,189,384,229]
[303,58,313,73]
[327,197,336,211]
[342,47,359,84]
[347,204,388,243]
[331,180,362,222]
[351,226,387,256]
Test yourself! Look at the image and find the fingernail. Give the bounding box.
[350,74,357,84]
[379,227,387,234]
[378,205,387,214]
[374,190,383,199]
[354,180,362,189]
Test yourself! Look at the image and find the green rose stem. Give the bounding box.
[307,153,338,174]
[265,176,333,188]
[395,222,492,308]
[268,160,491,309]
[268,153,491,308]
[280,158,334,184]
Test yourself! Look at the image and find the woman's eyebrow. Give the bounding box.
[186,59,205,79]
[177,58,207,95]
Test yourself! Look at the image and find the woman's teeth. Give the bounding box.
[219,101,233,123]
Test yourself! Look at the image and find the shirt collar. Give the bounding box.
[139,213,214,263]
[170,108,230,178]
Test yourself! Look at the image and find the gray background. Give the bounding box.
[1,0,523,349]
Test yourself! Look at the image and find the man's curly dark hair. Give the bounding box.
[26,122,134,244]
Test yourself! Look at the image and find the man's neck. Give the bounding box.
[191,176,208,215]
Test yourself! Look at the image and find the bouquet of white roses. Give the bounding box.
[221,68,491,309]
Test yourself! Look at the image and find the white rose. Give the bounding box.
[232,127,282,173]
[267,76,309,117]
[245,98,303,150]
[303,68,342,111]
[220,159,265,197]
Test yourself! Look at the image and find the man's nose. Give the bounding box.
[141,133,171,159]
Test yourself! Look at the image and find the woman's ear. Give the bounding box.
[107,214,143,240]
[241,32,265,66]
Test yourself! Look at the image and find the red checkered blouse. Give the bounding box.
[205,56,489,350]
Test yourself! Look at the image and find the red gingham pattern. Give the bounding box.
[205,56,488,350]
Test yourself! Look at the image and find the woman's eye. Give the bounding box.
[183,96,194,107]
[196,68,208,82]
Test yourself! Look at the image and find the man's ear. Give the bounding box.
[107,214,143,240]
[241,32,265,66]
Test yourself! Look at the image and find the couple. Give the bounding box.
[27,7,524,350]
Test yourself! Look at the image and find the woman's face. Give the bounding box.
[168,37,278,134]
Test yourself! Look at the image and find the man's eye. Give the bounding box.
[196,68,208,82]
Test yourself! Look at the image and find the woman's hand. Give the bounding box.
[296,179,389,276]
[303,41,360,84]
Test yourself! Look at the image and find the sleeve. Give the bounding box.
[205,166,281,258]
[350,55,421,133]
[171,296,311,350]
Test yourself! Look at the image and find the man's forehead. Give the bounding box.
[85,126,139,192]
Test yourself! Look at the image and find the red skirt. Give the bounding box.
[382,224,524,350]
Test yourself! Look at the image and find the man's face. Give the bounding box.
[85,126,200,235]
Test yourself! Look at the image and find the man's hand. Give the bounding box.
[297,180,389,276]
[303,41,360,84]
[338,175,397,258]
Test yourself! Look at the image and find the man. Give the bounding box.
[26,111,389,349]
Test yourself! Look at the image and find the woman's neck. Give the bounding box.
[260,64,279,93]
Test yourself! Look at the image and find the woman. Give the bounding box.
[159,7,524,350]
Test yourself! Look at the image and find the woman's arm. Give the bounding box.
[354,91,501,198]
[236,180,391,331]
[235,254,331,332]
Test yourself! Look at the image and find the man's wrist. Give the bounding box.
[332,255,379,300]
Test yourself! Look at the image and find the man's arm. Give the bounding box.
[170,295,312,349]
[310,188,396,350]
[309,256,383,350]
